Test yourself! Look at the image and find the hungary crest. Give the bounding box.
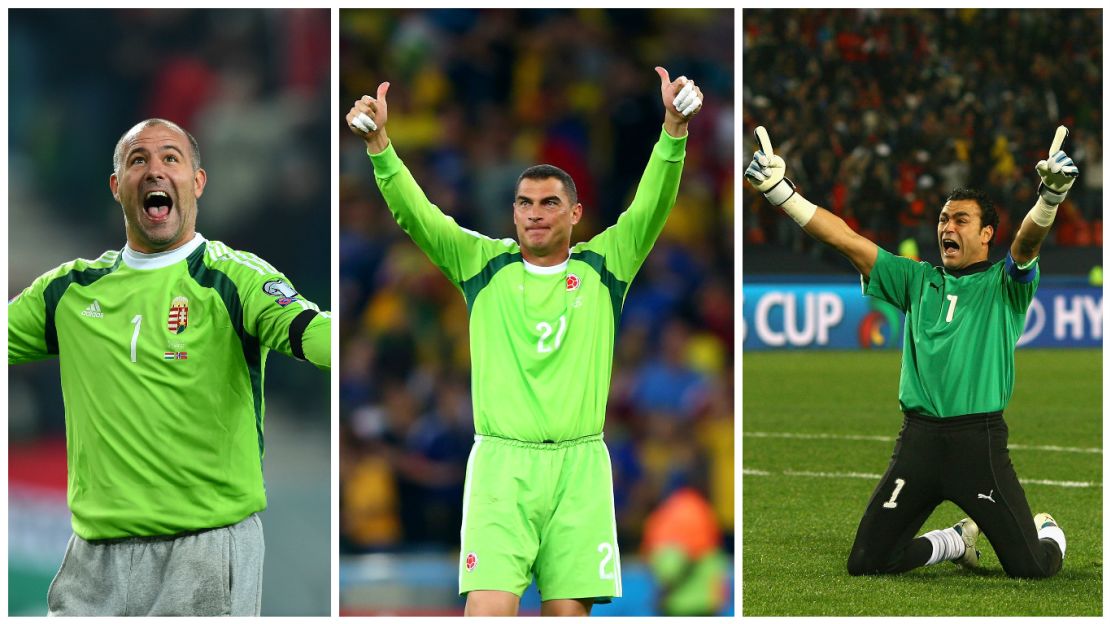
[167,296,189,334]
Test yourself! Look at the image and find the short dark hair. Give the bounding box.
[945,187,999,245]
[516,164,578,204]
[113,118,202,174]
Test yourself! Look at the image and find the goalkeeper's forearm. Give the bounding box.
[1011,198,1055,264]
[780,193,879,277]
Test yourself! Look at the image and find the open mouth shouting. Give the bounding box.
[941,237,960,259]
[143,190,174,224]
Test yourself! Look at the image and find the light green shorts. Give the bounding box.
[458,434,622,602]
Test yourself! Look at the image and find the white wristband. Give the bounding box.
[781,193,818,227]
[1029,196,1058,228]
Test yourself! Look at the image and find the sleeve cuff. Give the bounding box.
[367,141,403,179]
[655,126,688,162]
[299,312,331,370]
[288,309,317,361]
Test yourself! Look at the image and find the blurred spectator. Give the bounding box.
[339,8,734,556]
[628,319,710,419]
[641,487,730,616]
[743,9,1102,263]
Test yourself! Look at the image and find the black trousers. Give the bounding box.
[847,411,1062,578]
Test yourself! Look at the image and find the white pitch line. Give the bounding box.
[1020,478,1098,488]
[745,431,1101,455]
[785,469,883,480]
[743,468,1098,489]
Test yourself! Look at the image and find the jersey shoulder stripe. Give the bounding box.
[34,249,122,284]
[187,244,265,461]
[459,250,522,313]
[570,249,629,325]
[204,240,284,279]
[42,251,124,354]
[235,249,278,275]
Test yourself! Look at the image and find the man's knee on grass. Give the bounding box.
[847,548,888,576]
[1001,539,1064,580]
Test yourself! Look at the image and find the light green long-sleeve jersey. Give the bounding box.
[9,234,330,539]
[372,128,686,442]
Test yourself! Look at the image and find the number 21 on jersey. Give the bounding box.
[536,314,567,353]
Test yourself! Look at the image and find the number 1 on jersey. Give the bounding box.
[130,315,142,363]
[945,295,958,323]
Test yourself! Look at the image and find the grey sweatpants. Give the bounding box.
[47,513,264,616]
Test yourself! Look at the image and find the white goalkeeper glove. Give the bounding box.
[744,126,796,206]
[744,126,817,226]
[1035,126,1079,207]
[352,112,377,133]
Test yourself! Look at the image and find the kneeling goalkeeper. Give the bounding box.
[744,125,1072,578]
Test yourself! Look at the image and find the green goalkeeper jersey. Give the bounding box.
[863,247,1039,418]
[8,234,330,540]
[371,128,686,442]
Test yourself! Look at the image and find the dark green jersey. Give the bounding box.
[372,128,686,441]
[863,248,1039,417]
[8,234,330,539]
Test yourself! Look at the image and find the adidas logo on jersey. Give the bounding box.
[80,300,104,318]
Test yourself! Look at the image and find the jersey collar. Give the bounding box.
[943,260,992,278]
[522,256,569,275]
[122,233,206,270]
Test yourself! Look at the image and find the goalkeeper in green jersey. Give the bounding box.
[8,119,331,616]
[745,125,1076,579]
[346,66,703,616]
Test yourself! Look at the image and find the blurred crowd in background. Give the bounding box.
[743,9,1102,264]
[8,9,332,437]
[338,8,735,560]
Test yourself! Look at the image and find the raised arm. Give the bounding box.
[744,127,879,278]
[1011,126,1079,265]
[586,68,704,282]
[345,83,499,287]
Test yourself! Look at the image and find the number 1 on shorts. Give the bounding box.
[883,478,906,509]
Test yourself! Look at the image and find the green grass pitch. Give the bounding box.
[743,349,1102,616]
